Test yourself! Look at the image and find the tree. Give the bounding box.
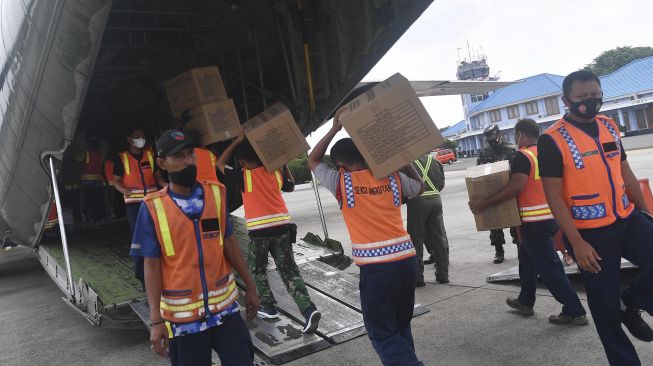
[585,46,653,76]
[287,154,335,184]
[442,139,458,150]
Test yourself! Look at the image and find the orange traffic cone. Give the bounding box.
[639,178,653,215]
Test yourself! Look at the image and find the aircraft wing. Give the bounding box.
[357,80,515,97]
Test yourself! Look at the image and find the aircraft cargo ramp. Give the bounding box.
[39,217,429,364]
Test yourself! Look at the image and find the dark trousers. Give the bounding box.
[359,257,423,366]
[168,313,254,366]
[517,220,585,317]
[125,203,144,281]
[565,210,653,366]
[407,196,449,281]
[81,184,105,222]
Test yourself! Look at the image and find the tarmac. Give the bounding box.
[1,136,652,366]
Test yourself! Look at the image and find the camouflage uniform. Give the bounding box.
[477,124,518,263]
[248,230,313,313]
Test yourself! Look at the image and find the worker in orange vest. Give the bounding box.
[217,130,321,333]
[113,128,162,283]
[130,130,258,366]
[469,118,587,325]
[77,137,106,225]
[113,128,159,232]
[308,111,425,366]
[539,70,653,366]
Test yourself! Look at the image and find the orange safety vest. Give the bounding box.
[104,160,114,186]
[195,148,219,183]
[544,115,634,229]
[81,150,104,182]
[516,146,553,222]
[144,182,238,323]
[337,169,415,266]
[241,167,291,231]
[119,148,158,204]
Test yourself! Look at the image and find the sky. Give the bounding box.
[306,0,653,149]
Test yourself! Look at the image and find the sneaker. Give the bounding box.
[548,313,589,325]
[302,308,321,333]
[423,256,435,265]
[621,307,653,342]
[257,307,280,319]
[416,280,426,288]
[493,252,505,264]
[506,298,534,316]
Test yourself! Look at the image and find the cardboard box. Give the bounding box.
[184,99,241,145]
[465,161,522,231]
[242,103,310,172]
[338,73,445,179]
[164,66,228,117]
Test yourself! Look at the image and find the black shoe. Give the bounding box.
[423,256,435,265]
[493,252,505,264]
[416,280,426,287]
[436,278,450,284]
[621,307,653,342]
[302,307,321,333]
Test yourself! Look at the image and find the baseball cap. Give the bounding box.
[157,129,199,157]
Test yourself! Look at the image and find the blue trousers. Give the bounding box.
[565,210,653,366]
[518,220,586,317]
[168,313,254,366]
[126,203,144,281]
[359,257,423,366]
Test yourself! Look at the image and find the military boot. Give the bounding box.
[493,246,505,264]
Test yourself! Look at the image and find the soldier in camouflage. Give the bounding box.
[477,124,518,264]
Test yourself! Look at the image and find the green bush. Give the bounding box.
[287,154,334,184]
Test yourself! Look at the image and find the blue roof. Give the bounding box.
[469,73,564,115]
[442,120,466,137]
[601,55,653,99]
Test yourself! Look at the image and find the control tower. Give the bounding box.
[457,45,498,126]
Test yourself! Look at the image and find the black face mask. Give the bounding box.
[569,97,602,120]
[168,165,197,188]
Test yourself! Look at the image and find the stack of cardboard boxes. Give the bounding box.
[165,66,310,173]
[164,66,241,145]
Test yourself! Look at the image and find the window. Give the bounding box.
[489,109,502,122]
[544,97,560,116]
[623,112,630,130]
[507,105,520,119]
[471,92,489,103]
[525,101,539,115]
[610,113,621,125]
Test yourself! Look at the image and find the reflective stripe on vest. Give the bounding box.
[245,170,253,193]
[122,151,154,176]
[245,169,283,192]
[152,197,176,256]
[516,146,551,222]
[519,204,553,222]
[521,149,540,180]
[209,185,224,245]
[413,156,439,197]
[160,277,237,312]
